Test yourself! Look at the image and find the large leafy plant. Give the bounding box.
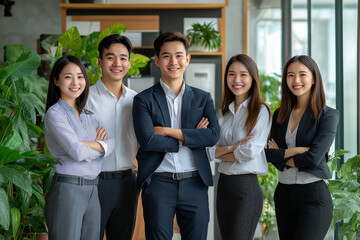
[0,131,54,240]
[41,24,150,84]
[0,45,48,151]
[327,149,360,240]
[0,45,54,239]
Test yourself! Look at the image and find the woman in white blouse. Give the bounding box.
[207,54,271,239]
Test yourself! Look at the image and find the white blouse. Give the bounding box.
[207,98,271,175]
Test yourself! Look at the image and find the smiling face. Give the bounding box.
[55,62,86,105]
[226,61,253,103]
[154,41,190,84]
[98,43,131,83]
[286,61,314,100]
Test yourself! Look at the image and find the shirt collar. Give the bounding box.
[228,97,251,115]
[159,79,185,97]
[58,98,78,114]
[96,78,127,98]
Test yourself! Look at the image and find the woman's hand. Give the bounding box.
[96,126,108,141]
[234,134,255,149]
[196,117,209,129]
[268,138,279,149]
[285,159,295,167]
[296,147,310,155]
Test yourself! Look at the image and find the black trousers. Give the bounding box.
[97,170,139,240]
[142,174,209,240]
[274,181,333,240]
[216,173,263,240]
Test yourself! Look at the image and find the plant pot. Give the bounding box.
[190,44,218,52]
[36,233,48,240]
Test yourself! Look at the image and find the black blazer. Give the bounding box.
[265,105,339,179]
[132,83,220,189]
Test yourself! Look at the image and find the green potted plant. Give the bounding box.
[327,149,360,240]
[40,24,150,84]
[0,45,54,239]
[186,21,222,52]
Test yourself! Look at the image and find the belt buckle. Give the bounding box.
[172,173,183,180]
[78,177,84,186]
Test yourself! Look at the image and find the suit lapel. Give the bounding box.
[153,83,171,127]
[296,108,313,146]
[181,84,193,129]
[279,117,289,148]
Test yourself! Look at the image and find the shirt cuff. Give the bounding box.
[96,140,108,157]
[206,145,221,163]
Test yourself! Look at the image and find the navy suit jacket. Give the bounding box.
[132,83,220,189]
[265,105,339,179]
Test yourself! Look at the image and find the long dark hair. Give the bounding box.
[220,54,271,135]
[45,55,90,113]
[277,55,326,125]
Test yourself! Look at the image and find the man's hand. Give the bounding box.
[196,117,209,129]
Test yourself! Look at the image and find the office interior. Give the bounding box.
[0,0,358,239]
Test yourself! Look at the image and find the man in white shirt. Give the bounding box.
[86,34,138,240]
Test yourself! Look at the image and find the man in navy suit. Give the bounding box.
[132,31,220,240]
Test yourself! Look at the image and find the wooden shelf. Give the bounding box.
[59,3,227,10]
[59,2,227,99]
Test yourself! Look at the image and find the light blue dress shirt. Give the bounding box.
[44,99,115,179]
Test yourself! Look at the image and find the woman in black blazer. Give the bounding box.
[265,55,339,240]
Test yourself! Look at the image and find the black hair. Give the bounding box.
[45,55,90,113]
[154,31,190,57]
[98,34,132,59]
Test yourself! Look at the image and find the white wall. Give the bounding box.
[225,0,244,62]
[0,0,62,60]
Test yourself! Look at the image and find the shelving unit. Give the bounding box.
[58,2,227,106]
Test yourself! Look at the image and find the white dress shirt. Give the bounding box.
[155,80,197,173]
[279,115,323,184]
[207,99,271,175]
[86,79,138,171]
[44,99,115,178]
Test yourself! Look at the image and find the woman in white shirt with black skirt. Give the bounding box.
[207,54,271,240]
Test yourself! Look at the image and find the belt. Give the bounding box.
[53,173,99,186]
[99,169,132,179]
[153,171,199,180]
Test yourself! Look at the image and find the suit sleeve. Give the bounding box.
[264,111,287,171]
[293,108,339,168]
[181,93,220,148]
[132,94,179,153]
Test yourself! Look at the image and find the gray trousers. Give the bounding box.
[45,181,100,240]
